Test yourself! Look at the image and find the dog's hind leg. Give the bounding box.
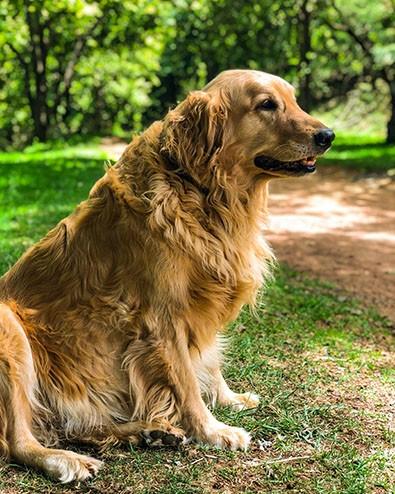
[193,337,260,411]
[0,303,103,483]
[212,371,260,410]
[96,420,186,451]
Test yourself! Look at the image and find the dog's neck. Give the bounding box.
[158,133,210,196]
[115,124,268,226]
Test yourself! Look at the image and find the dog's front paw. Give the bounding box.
[43,450,103,483]
[229,392,260,411]
[198,420,251,451]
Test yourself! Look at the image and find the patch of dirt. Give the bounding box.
[100,137,129,161]
[267,167,395,322]
[100,138,395,322]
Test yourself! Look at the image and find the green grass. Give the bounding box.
[0,142,108,274]
[321,133,395,173]
[0,143,394,493]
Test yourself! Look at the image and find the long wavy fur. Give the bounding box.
[0,82,274,473]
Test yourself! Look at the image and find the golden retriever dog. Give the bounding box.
[0,70,334,482]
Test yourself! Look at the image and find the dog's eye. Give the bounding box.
[255,99,277,111]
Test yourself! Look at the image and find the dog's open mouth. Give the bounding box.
[254,155,317,176]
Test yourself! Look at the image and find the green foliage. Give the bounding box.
[0,0,174,145]
[0,0,394,146]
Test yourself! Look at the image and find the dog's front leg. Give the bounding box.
[125,313,251,451]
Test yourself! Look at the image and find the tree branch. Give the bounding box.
[5,41,34,111]
[52,16,102,118]
[327,0,374,67]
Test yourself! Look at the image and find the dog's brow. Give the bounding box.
[245,81,271,98]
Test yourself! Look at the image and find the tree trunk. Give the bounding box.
[298,0,313,112]
[25,1,49,141]
[31,96,49,142]
[387,80,395,144]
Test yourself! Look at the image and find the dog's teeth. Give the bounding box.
[301,157,316,166]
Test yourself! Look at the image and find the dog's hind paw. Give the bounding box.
[141,426,186,448]
[229,392,260,411]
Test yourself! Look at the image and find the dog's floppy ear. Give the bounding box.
[161,90,229,178]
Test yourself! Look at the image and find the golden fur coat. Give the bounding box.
[0,69,332,482]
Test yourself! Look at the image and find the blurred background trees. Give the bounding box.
[0,0,393,148]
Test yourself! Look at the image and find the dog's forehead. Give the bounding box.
[204,70,294,98]
[245,72,295,99]
[253,72,293,91]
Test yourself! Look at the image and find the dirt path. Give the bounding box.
[101,139,395,322]
[267,167,395,322]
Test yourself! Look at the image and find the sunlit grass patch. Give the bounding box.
[0,145,107,274]
[321,133,395,173]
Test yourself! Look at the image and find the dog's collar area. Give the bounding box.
[159,138,210,196]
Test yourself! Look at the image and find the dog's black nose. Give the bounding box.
[314,128,335,149]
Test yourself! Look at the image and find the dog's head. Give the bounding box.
[161,69,334,183]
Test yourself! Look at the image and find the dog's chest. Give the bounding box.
[186,235,269,330]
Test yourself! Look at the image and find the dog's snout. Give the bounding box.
[314,128,335,149]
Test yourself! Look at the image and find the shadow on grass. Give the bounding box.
[331,142,391,151]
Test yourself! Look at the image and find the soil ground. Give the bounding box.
[267,166,395,322]
[101,139,395,322]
